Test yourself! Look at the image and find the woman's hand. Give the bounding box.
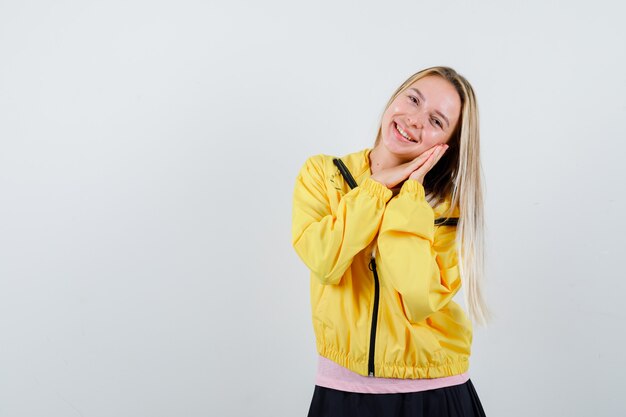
[370,144,449,189]
[408,144,448,185]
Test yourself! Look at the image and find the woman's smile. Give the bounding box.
[393,122,419,144]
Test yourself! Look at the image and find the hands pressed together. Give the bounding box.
[369,144,449,191]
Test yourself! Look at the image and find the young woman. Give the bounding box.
[291,66,491,417]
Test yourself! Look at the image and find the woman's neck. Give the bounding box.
[368,144,411,175]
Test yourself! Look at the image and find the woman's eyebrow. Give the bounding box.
[409,87,450,128]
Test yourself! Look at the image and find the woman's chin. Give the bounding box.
[382,136,420,160]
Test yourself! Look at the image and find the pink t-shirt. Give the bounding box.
[315,355,469,394]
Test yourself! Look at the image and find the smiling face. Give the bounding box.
[380,75,462,161]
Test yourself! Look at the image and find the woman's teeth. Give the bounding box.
[396,123,417,142]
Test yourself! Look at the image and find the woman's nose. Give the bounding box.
[406,115,424,129]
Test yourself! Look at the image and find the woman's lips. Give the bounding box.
[393,122,418,143]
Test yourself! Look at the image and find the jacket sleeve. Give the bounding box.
[376,178,461,324]
[291,155,393,285]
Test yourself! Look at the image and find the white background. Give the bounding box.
[1,1,625,416]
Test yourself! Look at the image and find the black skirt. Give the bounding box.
[307,379,487,417]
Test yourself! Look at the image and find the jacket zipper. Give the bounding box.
[367,252,380,377]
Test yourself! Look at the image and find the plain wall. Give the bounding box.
[1,1,625,416]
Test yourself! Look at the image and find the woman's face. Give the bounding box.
[380,75,462,161]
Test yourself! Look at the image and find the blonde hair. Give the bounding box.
[374,66,493,326]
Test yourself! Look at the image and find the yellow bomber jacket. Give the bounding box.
[291,148,472,379]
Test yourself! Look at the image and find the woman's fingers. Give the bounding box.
[434,145,448,164]
[378,145,448,188]
[404,147,437,173]
[416,150,438,175]
[409,146,442,170]
[408,145,448,183]
[415,146,438,164]
[427,146,446,169]
[431,146,444,165]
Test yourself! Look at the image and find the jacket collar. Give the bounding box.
[339,148,372,184]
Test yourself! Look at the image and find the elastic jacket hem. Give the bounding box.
[317,341,470,380]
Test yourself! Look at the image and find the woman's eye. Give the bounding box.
[408,96,419,105]
[433,119,442,128]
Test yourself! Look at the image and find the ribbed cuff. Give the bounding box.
[399,179,426,200]
[361,177,393,202]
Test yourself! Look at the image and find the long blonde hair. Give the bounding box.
[374,66,492,326]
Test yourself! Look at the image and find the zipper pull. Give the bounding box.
[368,246,377,271]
